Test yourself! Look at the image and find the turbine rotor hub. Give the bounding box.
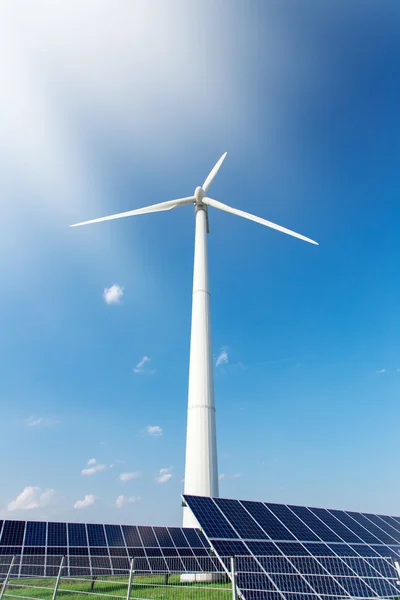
[194,186,205,205]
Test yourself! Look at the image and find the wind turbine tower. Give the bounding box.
[70,153,318,528]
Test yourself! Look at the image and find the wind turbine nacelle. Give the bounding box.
[194,186,205,203]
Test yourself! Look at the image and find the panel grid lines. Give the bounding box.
[369,514,400,541]
[0,520,214,575]
[345,511,399,545]
[183,495,400,600]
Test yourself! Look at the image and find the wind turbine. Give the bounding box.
[70,153,318,528]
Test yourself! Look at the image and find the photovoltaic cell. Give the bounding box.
[308,507,362,543]
[380,515,400,534]
[275,543,308,556]
[47,522,67,546]
[104,525,125,547]
[366,514,400,542]
[302,542,336,556]
[328,509,381,544]
[121,526,142,547]
[212,539,249,556]
[241,501,295,541]
[346,511,398,544]
[287,505,342,543]
[183,495,237,538]
[327,543,360,556]
[23,546,45,555]
[181,528,207,548]
[137,526,157,547]
[153,527,175,547]
[89,547,108,556]
[265,505,320,542]
[168,527,189,547]
[87,524,107,547]
[246,542,280,555]
[67,523,87,547]
[214,498,269,540]
[24,521,46,546]
[1,521,26,546]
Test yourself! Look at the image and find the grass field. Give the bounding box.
[3,574,232,600]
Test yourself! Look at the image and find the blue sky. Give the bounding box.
[1,0,400,525]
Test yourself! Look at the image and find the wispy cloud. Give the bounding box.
[25,416,59,427]
[134,356,149,372]
[218,473,241,481]
[119,471,141,482]
[103,284,124,304]
[147,425,162,437]
[87,458,96,466]
[74,494,97,509]
[216,348,228,367]
[116,495,141,509]
[109,459,125,469]
[134,356,155,375]
[26,416,44,427]
[8,487,55,511]
[155,467,173,484]
[376,368,386,374]
[81,463,106,476]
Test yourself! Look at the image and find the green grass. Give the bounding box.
[3,574,232,600]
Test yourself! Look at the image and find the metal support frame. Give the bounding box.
[51,556,65,600]
[393,559,400,586]
[126,558,135,600]
[0,556,15,600]
[230,555,238,600]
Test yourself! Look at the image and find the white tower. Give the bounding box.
[183,193,219,528]
[70,153,317,529]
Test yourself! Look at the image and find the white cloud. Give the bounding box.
[25,416,59,427]
[74,494,97,509]
[81,463,106,476]
[26,416,44,427]
[155,467,173,484]
[134,356,154,374]
[8,486,55,511]
[87,458,96,466]
[147,425,162,437]
[376,368,386,374]
[216,348,228,367]
[103,284,124,304]
[218,473,241,481]
[119,471,141,482]
[116,495,141,509]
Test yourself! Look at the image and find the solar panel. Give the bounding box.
[0,519,212,575]
[183,495,400,600]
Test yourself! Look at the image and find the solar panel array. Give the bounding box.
[183,495,400,600]
[0,519,214,575]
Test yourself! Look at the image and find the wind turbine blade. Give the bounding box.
[202,152,227,193]
[203,197,318,245]
[70,196,195,227]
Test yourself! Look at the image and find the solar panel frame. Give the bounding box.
[0,519,215,577]
[183,495,400,600]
